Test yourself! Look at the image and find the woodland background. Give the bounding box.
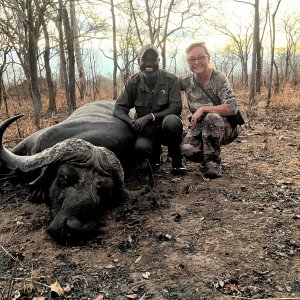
[0,0,299,132]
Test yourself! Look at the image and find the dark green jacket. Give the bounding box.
[114,70,182,118]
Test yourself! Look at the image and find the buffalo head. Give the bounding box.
[0,115,127,243]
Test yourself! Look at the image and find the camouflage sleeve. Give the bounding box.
[216,72,238,114]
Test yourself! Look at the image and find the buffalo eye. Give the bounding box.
[56,165,78,186]
[57,173,69,185]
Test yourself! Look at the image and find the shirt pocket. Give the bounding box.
[134,93,149,107]
[157,94,169,106]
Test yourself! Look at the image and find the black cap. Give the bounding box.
[138,44,159,58]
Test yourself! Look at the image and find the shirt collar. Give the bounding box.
[139,70,162,92]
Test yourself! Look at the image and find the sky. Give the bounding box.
[90,0,300,53]
[197,0,300,51]
[83,0,300,75]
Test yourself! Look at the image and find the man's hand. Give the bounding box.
[113,108,135,127]
[132,114,152,132]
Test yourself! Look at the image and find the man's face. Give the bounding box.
[139,50,159,79]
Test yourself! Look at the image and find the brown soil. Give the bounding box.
[0,106,300,300]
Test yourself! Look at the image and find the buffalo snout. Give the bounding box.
[47,213,98,244]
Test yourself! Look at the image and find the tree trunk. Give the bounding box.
[0,73,9,116]
[58,0,68,97]
[267,0,281,106]
[285,49,290,79]
[70,0,87,100]
[62,3,76,112]
[161,0,174,69]
[249,0,259,106]
[0,49,9,114]
[27,0,41,128]
[242,60,248,87]
[42,18,56,113]
[273,61,280,94]
[110,0,118,100]
[256,41,262,93]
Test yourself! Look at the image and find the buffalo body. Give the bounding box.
[0,100,140,243]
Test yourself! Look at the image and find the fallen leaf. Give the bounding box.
[128,235,134,244]
[63,283,72,292]
[142,272,150,279]
[157,233,172,242]
[224,282,238,295]
[277,285,284,292]
[50,281,64,297]
[32,297,46,300]
[135,255,142,264]
[105,264,114,269]
[95,295,105,300]
[171,178,181,182]
[12,290,21,299]
[276,179,292,185]
[125,294,138,299]
[285,285,292,292]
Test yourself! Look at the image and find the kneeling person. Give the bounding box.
[113,44,186,175]
[180,42,243,178]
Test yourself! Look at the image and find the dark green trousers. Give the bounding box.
[134,114,183,163]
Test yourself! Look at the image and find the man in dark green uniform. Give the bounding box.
[113,44,186,175]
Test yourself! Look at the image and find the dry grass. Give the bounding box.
[236,82,300,110]
[265,83,300,109]
[0,89,111,148]
[0,85,299,148]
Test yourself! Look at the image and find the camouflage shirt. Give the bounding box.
[114,70,182,118]
[180,70,238,114]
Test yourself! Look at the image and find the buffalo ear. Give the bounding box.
[27,165,56,203]
[29,167,48,186]
[27,188,47,203]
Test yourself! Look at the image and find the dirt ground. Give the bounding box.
[0,105,300,300]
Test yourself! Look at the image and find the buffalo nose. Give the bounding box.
[47,215,70,240]
[47,216,97,243]
[47,217,84,241]
[47,222,67,240]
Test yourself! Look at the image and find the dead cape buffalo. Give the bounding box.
[0,100,151,243]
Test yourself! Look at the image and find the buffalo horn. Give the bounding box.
[0,115,29,170]
[0,115,94,173]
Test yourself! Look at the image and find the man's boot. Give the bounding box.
[151,144,162,170]
[169,146,186,175]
